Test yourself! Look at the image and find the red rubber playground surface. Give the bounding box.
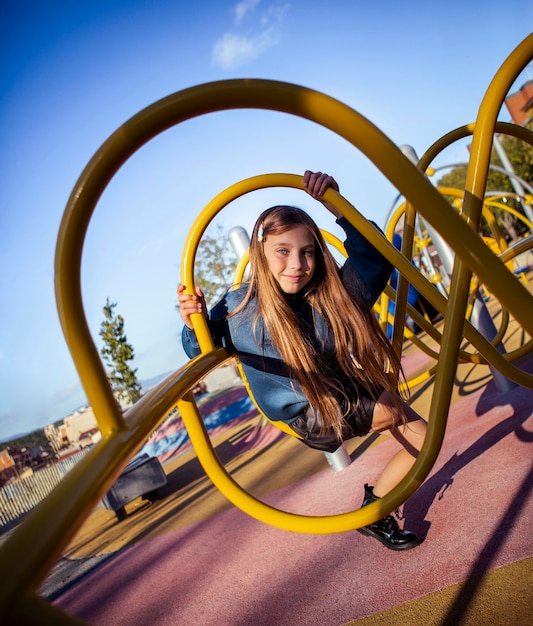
[47,351,533,625]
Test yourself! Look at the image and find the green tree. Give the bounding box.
[99,298,142,404]
[2,429,54,452]
[438,122,533,193]
[193,223,239,308]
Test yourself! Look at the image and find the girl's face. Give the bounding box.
[263,225,316,294]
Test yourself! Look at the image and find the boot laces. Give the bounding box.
[378,512,401,533]
[363,488,404,524]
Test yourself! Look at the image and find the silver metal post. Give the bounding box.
[324,447,352,471]
[229,226,250,259]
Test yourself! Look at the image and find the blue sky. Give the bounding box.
[1,0,532,441]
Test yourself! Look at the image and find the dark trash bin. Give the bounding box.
[102,453,167,521]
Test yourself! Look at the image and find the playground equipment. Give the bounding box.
[0,34,532,625]
[380,135,533,391]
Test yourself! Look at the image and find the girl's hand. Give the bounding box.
[303,170,339,198]
[303,170,341,217]
[177,284,206,329]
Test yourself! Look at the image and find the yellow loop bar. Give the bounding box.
[179,173,438,529]
[419,120,533,173]
[424,34,533,462]
[53,66,533,535]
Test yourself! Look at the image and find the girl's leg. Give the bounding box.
[356,391,427,550]
[370,391,427,497]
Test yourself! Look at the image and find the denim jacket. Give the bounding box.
[182,217,392,424]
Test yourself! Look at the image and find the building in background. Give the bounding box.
[505,80,533,125]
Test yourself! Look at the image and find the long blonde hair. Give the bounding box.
[233,205,404,439]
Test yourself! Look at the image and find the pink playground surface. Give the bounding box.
[54,359,533,625]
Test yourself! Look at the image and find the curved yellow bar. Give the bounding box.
[419,120,533,173]
[179,172,533,533]
[484,197,533,232]
[0,348,232,615]
[178,172,446,528]
[423,34,533,462]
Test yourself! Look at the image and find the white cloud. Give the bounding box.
[260,1,289,26]
[234,0,261,25]
[212,29,277,70]
[212,1,288,70]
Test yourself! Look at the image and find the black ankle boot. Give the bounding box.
[357,484,422,551]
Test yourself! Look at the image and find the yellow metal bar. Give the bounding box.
[178,390,392,533]
[466,39,533,208]
[177,171,458,528]
[390,202,417,363]
[54,131,131,435]
[419,120,533,174]
[0,349,231,618]
[233,251,250,285]
[424,34,533,457]
[179,172,469,530]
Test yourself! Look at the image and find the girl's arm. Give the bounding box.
[303,170,392,304]
[339,218,393,306]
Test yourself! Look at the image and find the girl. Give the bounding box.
[178,171,427,550]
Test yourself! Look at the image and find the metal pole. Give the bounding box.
[400,146,516,393]
[324,447,352,471]
[429,223,515,392]
[228,226,250,260]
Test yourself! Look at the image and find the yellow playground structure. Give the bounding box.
[1,33,532,625]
